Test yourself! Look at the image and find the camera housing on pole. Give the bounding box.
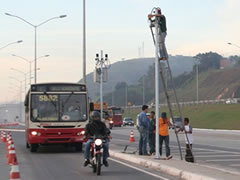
[94,51,111,121]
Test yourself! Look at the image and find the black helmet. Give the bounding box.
[90,111,101,121]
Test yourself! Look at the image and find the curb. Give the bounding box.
[194,128,240,133]
[109,150,238,180]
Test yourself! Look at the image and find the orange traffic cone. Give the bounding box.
[129,130,135,143]
[10,162,21,180]
[2,131,7,142]
[8,148,18,165]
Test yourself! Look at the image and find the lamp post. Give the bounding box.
[0,40,22,50]
[10,68,27,95]
[12,54,49,85]
[9,76,23,122]
[95,51,110,121]
[83,0,86,84]
[228,42,240,49]
[5,13,66,83]
[194,57,200,103]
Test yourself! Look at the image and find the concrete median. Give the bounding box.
[109,149,240,180]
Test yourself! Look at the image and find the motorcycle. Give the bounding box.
[90,137,105,176]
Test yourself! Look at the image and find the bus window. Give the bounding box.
[30,94,87,122]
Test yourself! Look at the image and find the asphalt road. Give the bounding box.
[0,130,178,180]
[110,126,240,172]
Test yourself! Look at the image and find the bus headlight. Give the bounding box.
[110,121,113,124]
[77,131,85,136]
[31,131,37,136]
[95,139,102,146]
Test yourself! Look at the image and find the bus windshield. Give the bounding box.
[31,94,87,122]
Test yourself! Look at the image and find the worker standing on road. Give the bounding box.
[138,105,150,155]
[149,111,156,155]
[148,8,168,60]
[177,117,194,162]
[159,112,173,159]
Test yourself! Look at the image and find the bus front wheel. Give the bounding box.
[75,143,83,152]
[30,144,38,152]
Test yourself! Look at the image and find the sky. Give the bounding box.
[0,0,240,102]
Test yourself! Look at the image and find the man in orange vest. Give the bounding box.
[159,112,173,159]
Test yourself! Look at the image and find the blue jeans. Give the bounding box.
[84,139,109,161]
[149,133,155,154]
[139,127,148,154]
[159,135,171,157]
[159,32,168,59]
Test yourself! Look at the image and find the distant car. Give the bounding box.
[170,117,183,129]
[123,117,134,126]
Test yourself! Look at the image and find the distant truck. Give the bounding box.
[108,107,123,127]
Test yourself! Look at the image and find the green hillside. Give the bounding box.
[124,104,240,130]
[170,67,240,102]
[80,56,195,100]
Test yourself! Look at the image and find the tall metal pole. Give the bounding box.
[100,50,103,121]
[34,26,37,83]
[154,20,160,159]
[125,84,128,107]
[19,82,22,122]
[196,63,199,102]
[112,86,114,106]
[83,0,86,84]
[24,74,27,95]
[143,77,145,104]
[29,61,32,85]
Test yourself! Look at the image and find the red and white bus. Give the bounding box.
[24,83,89,152]
[108,107,123,127]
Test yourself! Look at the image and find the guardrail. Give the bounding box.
[124,98,240,110]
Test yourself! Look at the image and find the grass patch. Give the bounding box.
[124,104,240,130]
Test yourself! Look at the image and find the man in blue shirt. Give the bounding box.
[138,105,150,155]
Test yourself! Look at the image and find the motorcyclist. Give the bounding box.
[84,111,111,167]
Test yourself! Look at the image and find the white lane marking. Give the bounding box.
[171,145,240,155]
[109,158,170,180]
[172,151,235,155]
[206,159,240,162]
[113,139,240,155]
[195,154,240,158]
[0,128,25,132]
[230,164,240,167]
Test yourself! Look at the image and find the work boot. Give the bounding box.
[84,159,90,167]
[103,160,109,167]
[167,155,173,160]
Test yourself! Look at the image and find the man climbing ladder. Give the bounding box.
[148,8,168,60]
[148,7,194,161]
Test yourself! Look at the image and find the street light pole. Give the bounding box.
[83,0,87,84]
[95,51,110,121]
[10,68,27,95]
[228,42,240,49]
[0,40,23,50]
[9,76,23,122]
[196,62,199,103]
[154,15,160,159]
[12,54,49,85]
[125,84,128,107]
[6,13,67,83]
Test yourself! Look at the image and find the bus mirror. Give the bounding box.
[89,102,94,112]
[32,109,38,119]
